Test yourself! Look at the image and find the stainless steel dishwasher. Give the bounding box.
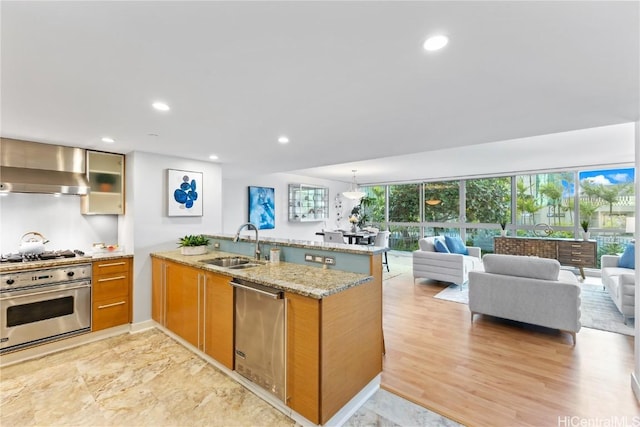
[232,278,286,402]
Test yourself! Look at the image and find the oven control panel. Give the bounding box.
[0,264,92,291]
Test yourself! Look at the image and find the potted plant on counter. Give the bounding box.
[580,220,590,241]
[178,234,210,255]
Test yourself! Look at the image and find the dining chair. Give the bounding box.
[323,231,345,244]
[373,231,390,271]
[357,227,379,245]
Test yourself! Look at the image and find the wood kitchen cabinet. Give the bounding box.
[286,276,382,424]
[151,251,383,425]
[203,271,234,369]
[151,257,167,326]
[151,258,234,369]
[81,150,125,215]
[92,256,132,331]
[165,262,201,347]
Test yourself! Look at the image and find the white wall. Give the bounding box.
[222,173,356,242]
[0,193,118,254]
[121,151,223,323]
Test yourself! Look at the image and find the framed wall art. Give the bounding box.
[248,186,275,229]
[168,169,203,217]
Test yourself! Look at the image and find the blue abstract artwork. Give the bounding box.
[248,186,275,229]
[168,169,203,216]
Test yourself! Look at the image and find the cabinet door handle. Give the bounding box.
[98,261,126,268]
[98,301,126,309]
[97,276,126,282]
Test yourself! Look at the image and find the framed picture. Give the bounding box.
[168,169,203,216]
[248,186,275,229]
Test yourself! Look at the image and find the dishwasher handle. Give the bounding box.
[230,280,283,299]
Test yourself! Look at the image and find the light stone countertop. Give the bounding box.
[0,253,133,273]
[205,233,388,255]
[151,249,372,299]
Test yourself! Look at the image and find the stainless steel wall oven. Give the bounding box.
[0,264,92,353]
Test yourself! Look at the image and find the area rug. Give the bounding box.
[434,283,635,336]
[383,255,413,281]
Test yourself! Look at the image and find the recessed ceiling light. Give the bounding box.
[278,136,290,144]
[423,35,449,51]
[209,154,219,160]
[101,137,115,143]
[152,102,170,111]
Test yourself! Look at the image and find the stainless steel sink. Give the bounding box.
[200,257,262,269]
[227,263,262,270]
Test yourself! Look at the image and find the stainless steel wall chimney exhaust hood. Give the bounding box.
[0,138,90,195]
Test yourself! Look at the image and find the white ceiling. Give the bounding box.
[1,1,638,184]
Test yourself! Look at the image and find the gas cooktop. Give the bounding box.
[0,250,85,263]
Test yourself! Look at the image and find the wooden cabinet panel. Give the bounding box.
[203,271,234,369]
[93,296,129,331]
[92,257,131,332]
[151,258,166,325]
[523,239,557,259]
[286,292,320,424]
[152,260,234,367]
[165,262,201,347]
[320,279,383,424]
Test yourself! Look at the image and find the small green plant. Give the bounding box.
[499,220,507,230]
[178,234,210,247]
[580,220,589,232]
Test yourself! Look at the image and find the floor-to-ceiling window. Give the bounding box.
[579,167,635,266]
[386,183,421,251]
[514,171,575,238]
[356,165,634,259]
[464,176,511,252]
[423,180,460,238]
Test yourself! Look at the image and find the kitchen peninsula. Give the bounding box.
[151,235,385,426]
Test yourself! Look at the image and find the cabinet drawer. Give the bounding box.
[93,259,130,276]
[557,242,596,267]
[92,296,129,331]
[93,273,129,300]
[557,254,595,266]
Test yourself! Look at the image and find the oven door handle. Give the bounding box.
[0,283,91,301]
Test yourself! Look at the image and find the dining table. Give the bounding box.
[316,230,376,245]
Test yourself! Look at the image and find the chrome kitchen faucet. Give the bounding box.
[233,222,260,260]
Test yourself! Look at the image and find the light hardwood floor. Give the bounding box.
[380,257,639,427]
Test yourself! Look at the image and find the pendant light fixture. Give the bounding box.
[343,170,366,200]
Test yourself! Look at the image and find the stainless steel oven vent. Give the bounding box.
[0,138,90,195]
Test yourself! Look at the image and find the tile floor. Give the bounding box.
[1,325,457,426]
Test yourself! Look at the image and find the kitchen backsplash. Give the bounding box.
[0,193,118,254]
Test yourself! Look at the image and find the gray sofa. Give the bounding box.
[413,237,482,287]
[468,254,581,344]
[601,255,635,324]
